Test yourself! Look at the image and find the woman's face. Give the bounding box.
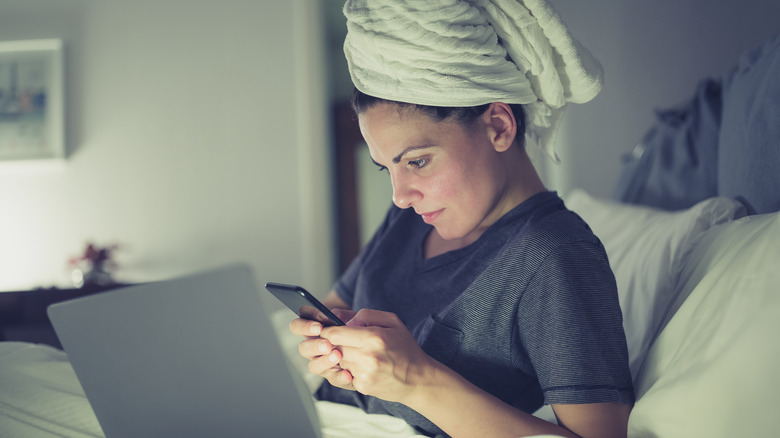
[358,102,516,243]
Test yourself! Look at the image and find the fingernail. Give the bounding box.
[318,341,329,353]
[329,352,339,363]
[310,324,321,335]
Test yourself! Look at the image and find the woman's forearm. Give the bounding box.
[402,358,580,438]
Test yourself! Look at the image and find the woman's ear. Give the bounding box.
[484,102,517,152]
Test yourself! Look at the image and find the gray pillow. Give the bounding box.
[717,34,780,214]
[613,78,721,211]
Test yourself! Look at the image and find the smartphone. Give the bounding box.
[264,282,345,326]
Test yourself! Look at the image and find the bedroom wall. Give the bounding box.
[0,0,336,300]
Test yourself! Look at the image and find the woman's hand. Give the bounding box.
[289,307,357,390]
[319,309,436,404]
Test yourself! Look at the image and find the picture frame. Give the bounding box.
[0,39,65,162]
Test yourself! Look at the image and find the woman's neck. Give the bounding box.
[423,145,546,260]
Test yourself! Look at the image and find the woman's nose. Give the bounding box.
[391,173,420,209]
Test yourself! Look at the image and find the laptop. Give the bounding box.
[47,264,321,438]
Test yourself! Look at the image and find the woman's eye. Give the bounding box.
[376,165,388,173]
[408,158,428,169]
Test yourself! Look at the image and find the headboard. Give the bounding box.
[614,34,780,215]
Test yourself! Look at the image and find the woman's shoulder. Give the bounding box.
[478,194,616,305]
[510,191,599,244]
[498,192,607,265]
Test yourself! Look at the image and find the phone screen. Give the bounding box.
[264,282,345,326]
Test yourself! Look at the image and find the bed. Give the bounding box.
[1,34,778,438]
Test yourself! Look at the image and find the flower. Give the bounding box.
[68,242,120,288]
[68,242,120,271]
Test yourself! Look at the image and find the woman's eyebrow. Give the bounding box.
[371,145,436,168]
[391,145,435,164]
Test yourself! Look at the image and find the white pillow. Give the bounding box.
[563,189,746,381]
[628,212,780,437]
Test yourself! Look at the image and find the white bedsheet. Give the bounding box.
[0,342,103,438]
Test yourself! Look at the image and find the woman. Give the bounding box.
[291,1,634,437]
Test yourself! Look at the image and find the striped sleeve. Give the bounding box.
[517,240,635,405]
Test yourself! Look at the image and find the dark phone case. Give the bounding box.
[264,282,345,326]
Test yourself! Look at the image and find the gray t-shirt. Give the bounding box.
[317,191,634,437]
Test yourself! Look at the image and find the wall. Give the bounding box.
[0,0,335,300]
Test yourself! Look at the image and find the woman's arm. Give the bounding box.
[320,309,631,438]
[405,361,631,438]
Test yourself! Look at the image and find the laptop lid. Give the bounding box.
[47,264,320,438]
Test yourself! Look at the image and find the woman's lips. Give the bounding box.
[420,209,443,224]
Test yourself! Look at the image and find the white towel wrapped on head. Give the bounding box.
[343,0,603,162]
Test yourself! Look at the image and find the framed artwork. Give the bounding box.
[0,39,64,162]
